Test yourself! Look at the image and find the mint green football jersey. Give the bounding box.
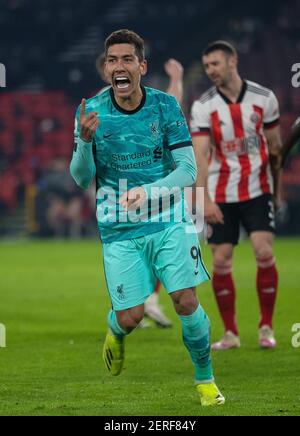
[74,86,193,243]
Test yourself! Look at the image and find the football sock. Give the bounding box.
[107,309,127,340]
[256,257,278,328]
[179,304,214,384]
[212,268,238,336]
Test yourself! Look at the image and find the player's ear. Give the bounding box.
[229,55,238,69]
[140,59,148,76]
[103,61,108,76]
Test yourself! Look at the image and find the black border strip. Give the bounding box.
[169,141,193,151]
[110,86,146,115]
[217,80,248,105]
[264,118,280,129]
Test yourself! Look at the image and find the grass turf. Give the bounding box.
[0,239,300,416]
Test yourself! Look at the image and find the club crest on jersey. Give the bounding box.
[153,146,163,162]
[150,121,160,137]
[250,112,261,124]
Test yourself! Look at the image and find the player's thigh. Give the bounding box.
[207,202,240,246]
[152,221,210,293]
[102,240,155,311]
[240,194,276,237]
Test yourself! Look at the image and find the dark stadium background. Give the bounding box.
[0,0,299,238]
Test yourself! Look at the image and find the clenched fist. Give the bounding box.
[80,98,100,143]
[164,59,184,81]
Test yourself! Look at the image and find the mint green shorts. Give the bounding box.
[102,221,210,311]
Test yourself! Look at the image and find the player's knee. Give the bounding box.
[254,244,273,262]
[117,308,144,332]
[119,304,145,330]
[130,310,144,329]
[118,318,137,333]
[116,313,136,333]
[212,245,233,269]
[213,253,233,271]
[172,290,198,315]
[213,261,232,274]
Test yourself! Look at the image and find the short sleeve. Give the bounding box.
[263,91,280,129]
[190,100,211,137]
[165,96,192,151]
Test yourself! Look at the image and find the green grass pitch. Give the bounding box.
[0,239,300,416]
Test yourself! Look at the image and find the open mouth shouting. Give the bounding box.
[114,76,131,91]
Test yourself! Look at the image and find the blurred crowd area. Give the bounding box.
[0,0,300,237]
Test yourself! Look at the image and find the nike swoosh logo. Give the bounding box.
[104,133,114,139]
[194,271,199,276]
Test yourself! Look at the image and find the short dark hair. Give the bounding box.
[105,29,145,62]
[202,40,237,58]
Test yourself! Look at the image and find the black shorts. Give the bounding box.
[207,194,276,246]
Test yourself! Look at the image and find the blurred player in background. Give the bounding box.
[95,53,185,328]
[191,41,282,350]
[71,29,225,406]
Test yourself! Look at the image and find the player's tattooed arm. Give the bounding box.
[265,125,283,211]
[266,125,283,170]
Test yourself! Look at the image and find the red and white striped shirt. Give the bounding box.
[190,80,280,203]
